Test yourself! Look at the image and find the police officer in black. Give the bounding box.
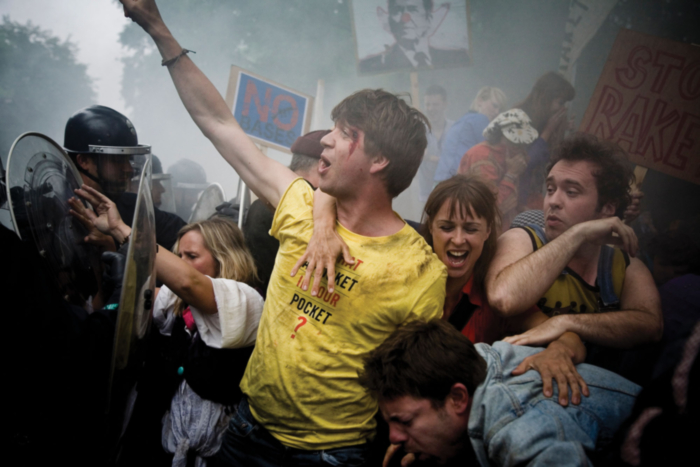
[64,105,186,250]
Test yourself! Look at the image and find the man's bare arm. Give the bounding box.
[505,257,663,347]
[119,0,295,207]
[486,228,578,316]
[560,257,662,346]
[486,217,639,316]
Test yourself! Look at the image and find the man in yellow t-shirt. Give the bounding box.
[122,2,446,464]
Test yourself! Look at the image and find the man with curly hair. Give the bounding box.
[485,134,662,386]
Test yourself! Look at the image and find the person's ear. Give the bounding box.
[448,383,470,415]
[600,201,616,218]
[75,153,92,170]
[369,154,390,175]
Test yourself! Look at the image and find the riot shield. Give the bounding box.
[188,182,226,223]
[4,132,99,301]
[153,173,176,213]
[107,154,156,442]
[236,178,252,229]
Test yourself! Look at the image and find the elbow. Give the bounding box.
[487,288,520,317]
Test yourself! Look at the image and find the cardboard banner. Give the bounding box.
[580,29,700,185]
[225,66,313,153]
[558,0,618,78]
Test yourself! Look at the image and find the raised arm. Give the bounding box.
[485,228,570,316]
[119,0,295,207]
[486,216,639,316]
[73,185,218,314]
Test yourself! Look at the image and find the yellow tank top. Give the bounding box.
[521,225,629,316]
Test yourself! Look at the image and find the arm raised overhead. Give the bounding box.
[486,216,639,316]
[119,0,296,207]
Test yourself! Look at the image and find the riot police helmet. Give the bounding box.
[63,105,151,196]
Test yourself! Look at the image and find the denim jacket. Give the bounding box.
[468,342,640,466]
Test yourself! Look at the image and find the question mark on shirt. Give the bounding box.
[291,316,307,339]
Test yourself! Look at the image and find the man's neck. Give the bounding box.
[567,241,602,286]
[335,191,404,237]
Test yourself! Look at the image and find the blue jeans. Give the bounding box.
[470,342,641,466]
[210,399,371,467]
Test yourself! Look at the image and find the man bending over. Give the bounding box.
[363,320,640,466]
[120,1,446,465]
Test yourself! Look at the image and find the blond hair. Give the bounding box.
[172,217,257,315]
[470,87,507,114]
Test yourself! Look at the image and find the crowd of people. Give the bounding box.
[5,0,699,466]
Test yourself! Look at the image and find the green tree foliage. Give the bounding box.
[0,16,95,162]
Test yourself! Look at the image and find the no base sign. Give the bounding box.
[225,66,313,153]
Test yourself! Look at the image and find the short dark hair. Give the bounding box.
[331,89,429,198]
[547,133,634,212]
[426,84,447,101]
[358,320,487,406]
[421,174,500,289]
[288,153,318,174]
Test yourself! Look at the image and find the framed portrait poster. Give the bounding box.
[350,0,472,75]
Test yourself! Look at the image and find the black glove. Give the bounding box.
[101,250,126,309]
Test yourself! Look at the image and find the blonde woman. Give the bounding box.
[434,86,507,182]
[70,185,263,467]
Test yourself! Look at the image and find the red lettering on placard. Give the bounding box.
[614,95,650,154]
[615,46,652,90]
[650,51,685,94]
[635,99,680,162]
[242,80,271,122]
[664,113,700,170]
[584,85,623,139]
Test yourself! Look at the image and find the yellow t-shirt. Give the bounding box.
[239,179,446,450]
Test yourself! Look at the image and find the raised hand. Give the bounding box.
[572,216,639,257]
[73,185,130,242]
[68,197,116,251]
[119,0,165,33]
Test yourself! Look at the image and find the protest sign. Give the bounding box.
[225,66,313,153]
[580,29,700,185]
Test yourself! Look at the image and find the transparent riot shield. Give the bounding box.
[153,173,176,213]
[236,178,252,229]
[188,182,226,223]
[107,154,156,443]
[5,132,99,301]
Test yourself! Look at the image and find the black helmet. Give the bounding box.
[64,105,142,154]
[63,105,150,196]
